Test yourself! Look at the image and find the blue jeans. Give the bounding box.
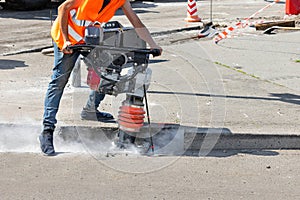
[84,90,105,111]
[43,43,105,130]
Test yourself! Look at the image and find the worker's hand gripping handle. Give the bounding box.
[150,49,161,57]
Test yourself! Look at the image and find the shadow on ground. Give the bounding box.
[148,90,300,106]
[186,149,279,157]
[270,93,300,105]
[0,59,28,69]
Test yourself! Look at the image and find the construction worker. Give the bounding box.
[39,0,162,156]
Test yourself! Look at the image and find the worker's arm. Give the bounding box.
[122,0,162,55]
[57,0,83,54]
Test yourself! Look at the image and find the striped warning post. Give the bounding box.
[214,0,280,43]
[185,0,201,22]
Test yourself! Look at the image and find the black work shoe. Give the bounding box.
[81,108,114,122]
[39,129,55,156]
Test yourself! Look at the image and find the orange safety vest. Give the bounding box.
[51,0,126,50]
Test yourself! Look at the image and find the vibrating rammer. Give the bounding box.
[70,21,160,153]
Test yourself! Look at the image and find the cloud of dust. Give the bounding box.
[0,124,111,154]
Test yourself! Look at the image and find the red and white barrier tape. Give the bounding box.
[214,0,280,43]
[244,20,266,28]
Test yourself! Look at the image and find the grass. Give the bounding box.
[214,61,260,80]
[213,61,285,87]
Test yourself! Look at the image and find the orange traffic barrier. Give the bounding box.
[185,0,201,22]
[286,0,300,15]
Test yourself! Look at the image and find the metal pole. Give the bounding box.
[143,84,154,153]
[210,0,213,22]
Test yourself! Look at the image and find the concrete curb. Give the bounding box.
[1,123,300,152]
[151,25,201,36]
[1,25,201,56]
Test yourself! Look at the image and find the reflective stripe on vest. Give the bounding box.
[70,9,93,27]
[68,25,82,42]
[68,9,94,42]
